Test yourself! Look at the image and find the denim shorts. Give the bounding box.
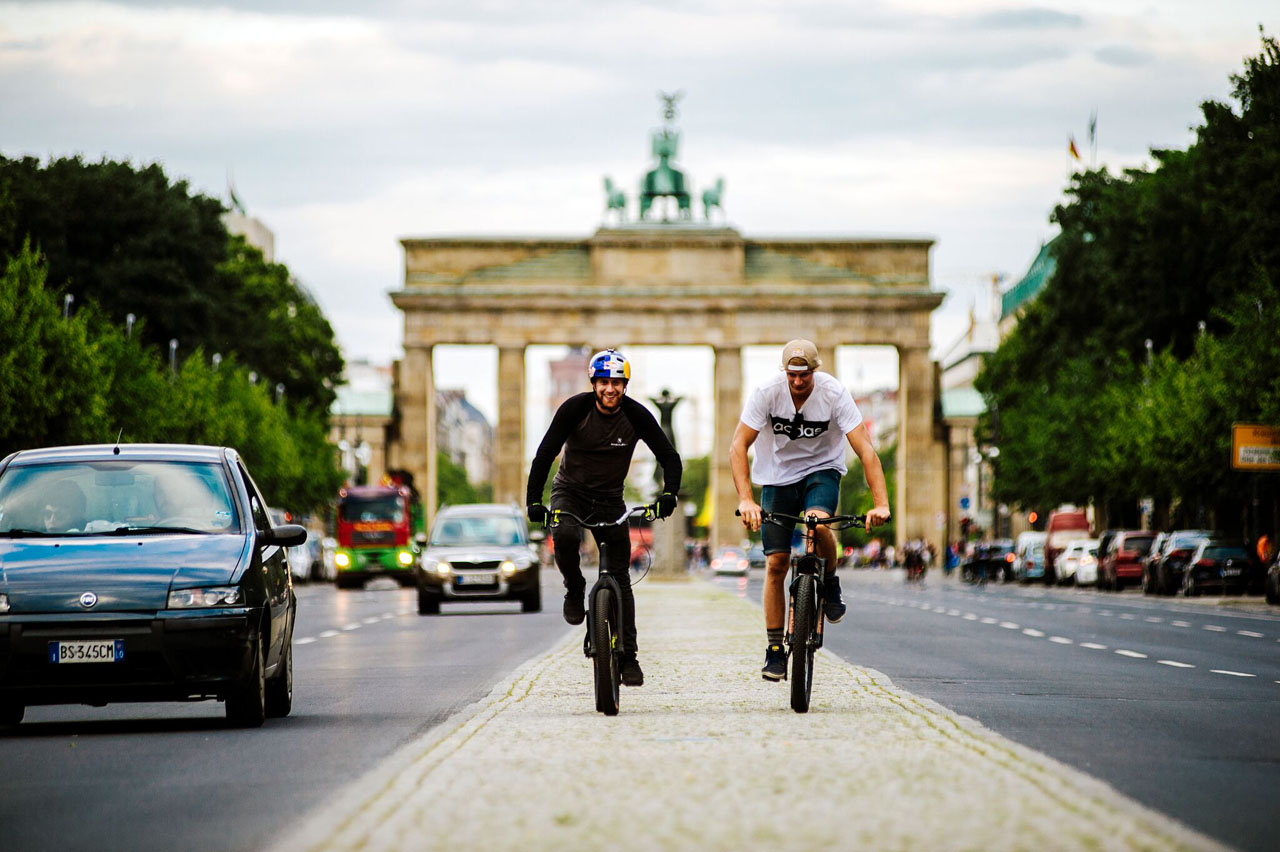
[760,469,841,555]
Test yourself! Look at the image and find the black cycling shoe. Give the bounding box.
[761,643,787,681]
[620,655,644,687]
[823,575,846,623]
[562,588,585,625]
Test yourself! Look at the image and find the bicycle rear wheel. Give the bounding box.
[591,585,621,716]
[790,576,817,713]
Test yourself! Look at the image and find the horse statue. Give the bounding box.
[702,177,725,221]
[639,128,692,221]
[603,177,627,223]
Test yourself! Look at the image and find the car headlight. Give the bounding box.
[168,586,242,609]
[398,550,414,566]
[501,560,517,577]
[334,552,351,568]
[433,560,452,576]
[0,593,9,613]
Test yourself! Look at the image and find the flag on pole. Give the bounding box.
[1068,136,1081,161]
[227,172,247,215]
[1088,110,1097,148]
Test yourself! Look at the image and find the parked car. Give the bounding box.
[1016,542,1046,583]
[1044,508,1091,585]
[1182,539,1260,596]
[1064,539,1101,586]
[1266,550,1280,605]
[746,544,767,570]
[1143,530,1214,596]
[961,539,1015,584]
[270,508,312,584]
[414,503,541,614]
[0,443,303,727]
[712,546,750,576]
[1098,530,1155,591]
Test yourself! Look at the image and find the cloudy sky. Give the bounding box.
[1,1,1273,453]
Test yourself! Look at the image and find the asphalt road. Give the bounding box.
[0,572,571,852]
[721,566,1280,852]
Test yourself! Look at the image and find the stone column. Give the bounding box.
[817,345,837,376]
[401,345,437,527]
[896,346,945,552]
[711,346,743,552]
[494,346,526,506]
[947,423,975,543]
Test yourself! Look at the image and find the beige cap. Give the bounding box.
[782,339,820,371]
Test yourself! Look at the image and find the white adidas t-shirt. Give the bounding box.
[740,371,864,486]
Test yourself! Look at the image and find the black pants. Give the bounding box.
[550,485,637,654]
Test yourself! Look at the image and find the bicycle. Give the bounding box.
[543,503,657,716]
[738,509,867,713]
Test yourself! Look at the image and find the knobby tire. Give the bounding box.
[790,577,817,713]
[592,585,620,716]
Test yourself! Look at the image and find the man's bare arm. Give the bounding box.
[730,421,763,532]
[846,424,891,527]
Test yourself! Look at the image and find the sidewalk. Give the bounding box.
[273,580,1229,852]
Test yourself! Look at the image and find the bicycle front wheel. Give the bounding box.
[591,585,621,716]
[790,576,817,713]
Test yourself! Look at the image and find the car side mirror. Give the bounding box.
[414,532,427,546]
[262,524,307,548]
[528,528,546,543]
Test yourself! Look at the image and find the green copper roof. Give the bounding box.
[1001,239,1057,318]
[332,388,392,417]
[940,387,986,419]
[745,247,865,282]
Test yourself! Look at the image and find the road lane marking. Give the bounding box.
[1158,660,1194,668]
[1203,625,1227,632]
[1211,669,1256,678]
[1171,621,1191,628]
[980,617,998,624]
[999,621,1020,629]
[1118,613,1135,620]
[296,637,317,645]
[947,609,961,616]
[343,623,361,631]
[963,613,978,620]
[363,617,381,625]
[1098,610,1113,616]
[1049,636,1073,644]
[1115,650,1148,659]
[1144,617,1164,623]
[1022,629,1045,637]
[319,630,339,638]
[1237,630,1264,638]
[1080,642,1107,650]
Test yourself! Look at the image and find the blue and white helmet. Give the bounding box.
[588,349,631,381]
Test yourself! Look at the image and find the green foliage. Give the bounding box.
[839,441,897,547]
[437,451,493,507]
[0,155,343,415]
[977,32,1280,532]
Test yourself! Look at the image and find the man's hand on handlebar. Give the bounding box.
[866,505,891,528]
[737,499,762,532]
[527,503,549,526]
[656,492,678,519]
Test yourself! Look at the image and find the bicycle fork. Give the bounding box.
[584,573,624,658]
[785,570,826,655]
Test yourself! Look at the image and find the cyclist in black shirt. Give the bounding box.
[527,349,682,687]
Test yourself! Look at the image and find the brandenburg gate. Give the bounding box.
[389,95,946,552]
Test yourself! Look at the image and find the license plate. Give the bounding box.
[455,573,495,586]
[1222,567,1241,577]
[49,639,125,664]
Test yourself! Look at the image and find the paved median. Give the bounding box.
[273,580,1229,852]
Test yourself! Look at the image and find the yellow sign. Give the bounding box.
[1231,423,1280,471]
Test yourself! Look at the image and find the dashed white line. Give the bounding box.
[319,630,339,638]
[1098,610,1113,617]
[1080,642,1107,650]
[963,613,978,621]
[980,617,998,625]
[1118,613,1135,620]
[1211,670,1256,678]
[363,617,381,625]
[999,621,1020,630]
[342,623,361,631]
[1115,649,1148,659]
[1172,620,1191,628]
[1158,660,1195,668]
[947,609,961,616]
[1144,617,1164,623]
[1238,630,1264,638]
[296,637,317,645]
[1203,625,1228,632]
[1049,636,1074,645]
[1022,629,1045,637]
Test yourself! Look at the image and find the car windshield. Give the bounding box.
[0,460,240,536]
[1122,535,1155,554]
[340,496,403,523]
[430,514,523,547]
[1203,545,1249,561]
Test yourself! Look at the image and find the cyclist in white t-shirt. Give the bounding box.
[731,339,891,681]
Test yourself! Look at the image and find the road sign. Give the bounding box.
[959,496,970,510]
[1231,423,1280,471]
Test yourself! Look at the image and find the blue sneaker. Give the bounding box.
[824,575,846,623]
[761,643,786,681]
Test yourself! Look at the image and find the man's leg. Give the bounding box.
[802,470,845,623]
[549,488,586,625]
[760,481,797,681]
[594,520,643,686]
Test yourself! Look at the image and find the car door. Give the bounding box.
[236,463,291,668]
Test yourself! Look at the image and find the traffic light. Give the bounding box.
[1028,511,1038,524]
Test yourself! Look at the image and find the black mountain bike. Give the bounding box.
[745,510,866,713]
[544,504,657,716]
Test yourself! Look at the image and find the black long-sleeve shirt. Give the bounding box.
[526,393,683,504]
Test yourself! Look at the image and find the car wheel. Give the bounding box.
[265,634,293,718]
[0,700,24,726]
[521,581,542,613]
[1184,574,1199,597]
[226,633,267,728]
[1266,573,1280,605]
[417,586,440,615]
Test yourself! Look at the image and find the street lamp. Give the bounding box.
[275,383,285,404]
[125,313,135,338]
[169,339,178,375]
[63,294,74,319]
[211,353,222,370]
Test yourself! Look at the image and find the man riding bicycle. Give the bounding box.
[526,349,682,688]
[731,339,891,680]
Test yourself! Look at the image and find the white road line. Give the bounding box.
[381,612,394,618]
[1172,620,1191,628]
[999,621,1020,630]
[1203,625,1227,632]
[1144,617,1164,623]
[947,609,961,616]
[1098,610,1113,617]
[1049,636,1073,645]
[963,613,978,620]
[1119,613,1135,620]
[319,630,339,639]
[1238,630,1264,638]
[343,623,361,631]
[1158,660,1195,668]
[1080,642,1107,650]
[363,617,381,625]
[1211,669,1256,678]
[1023,629,1045,637]
[980,617,998,625]
[1115,649,1148,659]
[295,637,317,645]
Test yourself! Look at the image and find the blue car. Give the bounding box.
[0,444,305,727]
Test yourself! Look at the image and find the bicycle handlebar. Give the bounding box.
[543,504,657,529]
[734,509,867,530]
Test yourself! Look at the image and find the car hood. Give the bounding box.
[0,535,249,613]
[423,544,530,564]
